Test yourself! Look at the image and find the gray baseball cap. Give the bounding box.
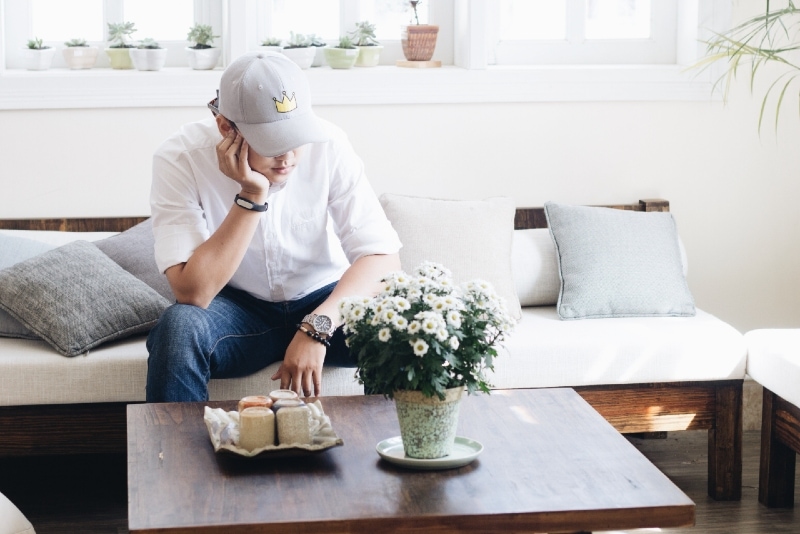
[218,52,329,157]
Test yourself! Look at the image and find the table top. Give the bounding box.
[127,388,694,533]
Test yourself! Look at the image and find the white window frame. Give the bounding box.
[487,1,678,65]
[0,0,731,110]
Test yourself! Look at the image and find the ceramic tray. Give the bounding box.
[204,401,343,458]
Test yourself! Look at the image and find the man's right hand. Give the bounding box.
[216,129,270,202]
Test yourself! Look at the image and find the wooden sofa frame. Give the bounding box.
[0,199,743,500]
[759,388,799,507]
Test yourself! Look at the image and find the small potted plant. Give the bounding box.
[308,34,327,67]
[130,38,167,71]
[24,37,56,70]
[105,21,136,69]
[281,32,315,69]
[186,23,220,70]
[401,0,439,62]
[349,20,382,67]
[323,35,359,69]
[62,38,99,69]
[340,261,515,459]
[259,37,283,53]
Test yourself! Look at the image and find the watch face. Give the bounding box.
[313,315,333,334]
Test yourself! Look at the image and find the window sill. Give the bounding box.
[0,63,717,110]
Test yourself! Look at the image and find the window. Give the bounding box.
[3,0,221,69]
[488,0,678,65]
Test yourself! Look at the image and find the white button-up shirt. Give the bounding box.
[150,118,401,302]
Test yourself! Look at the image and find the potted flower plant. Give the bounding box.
[349,20,382,67]
[339,261,515,459]
[323,35,359,69]
[308,33,327,67]
[281,32,316,69]
[105,21,136,69]
[24,37,56,70]
[259,37,283,53]
[130,38,167,71]
[186,23,220,70]
[62,38,98,69]
[401,0,438,62]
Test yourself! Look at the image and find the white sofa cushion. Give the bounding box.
[379,193,522,320]
[489,307,746,389]
[511,228,560,307]
[745,329,800,408]
[0,491,34,534]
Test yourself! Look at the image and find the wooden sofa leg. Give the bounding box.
[759,388,797,508]
[708,381,743,500]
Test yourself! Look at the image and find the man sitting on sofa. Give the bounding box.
[146,52,401,402]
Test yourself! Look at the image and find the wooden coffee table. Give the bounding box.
[127,388,694,533]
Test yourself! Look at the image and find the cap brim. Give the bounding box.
[236,112,330,157]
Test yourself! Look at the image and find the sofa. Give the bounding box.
[744,329,800,508]
[0,197,747,500]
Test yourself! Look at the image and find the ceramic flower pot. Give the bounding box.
[281,47,316,69]
[186,47,221,70]
[62,46,99,69]
[130,48,167,71]
[401,24,439,61]
[311,45,327,67]
[23,47,56,71]
[355,45,383,67]
[105,47,133,69]
[324,47,359,69]
[393,387,463,459]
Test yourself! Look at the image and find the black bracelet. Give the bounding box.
[297,324,331,347]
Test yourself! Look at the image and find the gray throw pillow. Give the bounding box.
[544,202,695,320]
[0,234,56,339]
[94,219,175,302]
[0,240,171,356]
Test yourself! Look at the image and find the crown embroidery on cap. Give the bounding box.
[273,91,297,113]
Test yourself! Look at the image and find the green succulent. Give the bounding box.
[64,38,88,47]
[261,37,282,47]
[307,34,327,47]
[137,38,162,49]
[349,20,379,46]
[335,35,356,49]
[26,37,48,50]
[187,23,218,49]
[285,31,311,48]
[107,21,136,48]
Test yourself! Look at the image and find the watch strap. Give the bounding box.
[234,194,268,212]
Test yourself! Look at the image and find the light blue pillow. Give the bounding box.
[0,234,55,339]
[544,202,695,320]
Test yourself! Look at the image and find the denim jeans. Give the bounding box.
[145,282,355,402]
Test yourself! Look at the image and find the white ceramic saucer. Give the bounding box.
[375,436,483,470]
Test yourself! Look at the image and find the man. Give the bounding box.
[146,52,401,402]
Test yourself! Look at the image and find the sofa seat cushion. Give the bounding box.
[489,307,746,389]
[744,329,800,408]
[0,336,362,406]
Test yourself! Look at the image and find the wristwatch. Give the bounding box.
[301,313,335,337]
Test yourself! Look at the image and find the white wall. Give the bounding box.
[1,6,799,335]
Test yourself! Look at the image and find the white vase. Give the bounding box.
[130,48,168,71]
[62,46,99,69]
[281,47,316,69]
[311,46,327,67]
[23,47,56,71]
[393,387,464,459]
[186,47,221,70]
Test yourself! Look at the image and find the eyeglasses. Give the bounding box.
[207,90,238,132]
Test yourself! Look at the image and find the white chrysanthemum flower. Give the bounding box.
[394,297,411,311]
[423,293,437,305]
[382,309,397,323]
[392,315,409,330]
[410,338,429,357]
[348,305,365,322]
[378,328,391,342]
[447,310,462,328]
[408,320,421,334]
[421,316,439,334]
[436,328,449,342]
[449,336,460,350]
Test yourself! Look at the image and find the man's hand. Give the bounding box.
[272,332,327,397]
[215,129,270,198]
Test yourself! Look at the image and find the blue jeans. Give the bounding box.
[145,283,355,402]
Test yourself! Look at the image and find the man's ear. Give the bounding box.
[215,114,235,135]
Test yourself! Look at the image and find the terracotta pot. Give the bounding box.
[401,24,439,61]
[393,387,463,459]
